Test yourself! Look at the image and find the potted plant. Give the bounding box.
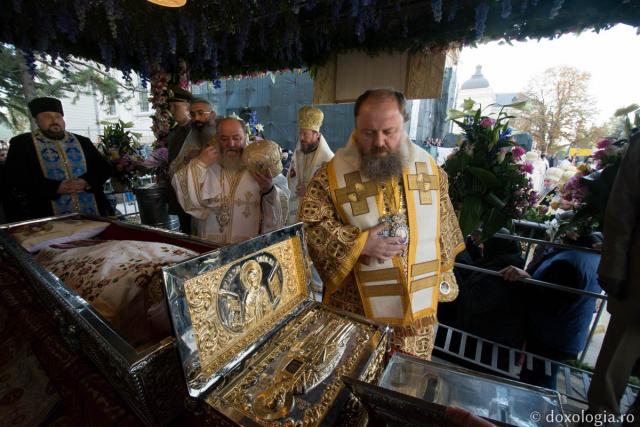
[444,99,537,241]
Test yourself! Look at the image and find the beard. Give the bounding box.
[41,126,65,140]
[220,149,245,171]
[300,141,319,154]
[192,119,206,129]
[193,122,216,147]
[360,147,405,182]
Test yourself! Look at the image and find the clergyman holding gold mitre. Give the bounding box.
[172,115,289,245]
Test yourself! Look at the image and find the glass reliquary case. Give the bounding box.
[163,224,389,426]
[357,353,566,427]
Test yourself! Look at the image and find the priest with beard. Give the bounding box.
[299,88,465,360]
[169,97,217,178]
[287,106,334,224]
[172,116,288,244]
[4,97,112,222]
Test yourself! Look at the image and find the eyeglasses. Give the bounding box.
[190,110,211,118]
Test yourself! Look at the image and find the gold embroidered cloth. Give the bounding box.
[300,164,463,358]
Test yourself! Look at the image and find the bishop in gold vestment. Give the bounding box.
[287,106,334,224]
[299,89,464,360]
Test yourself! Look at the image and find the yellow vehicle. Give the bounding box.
[569,147,593,157]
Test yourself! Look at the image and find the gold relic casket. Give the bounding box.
[163,224,390,426]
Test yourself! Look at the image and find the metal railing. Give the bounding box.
[457,227,607,370]
[433,324,638,412]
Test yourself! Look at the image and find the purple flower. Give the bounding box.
[593,149,606,161]
[521,162,534,174]
[512,146,525,160]
[596,138,614,149]
[480,117,496,127]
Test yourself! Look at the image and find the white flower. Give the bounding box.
[255,123,264,132]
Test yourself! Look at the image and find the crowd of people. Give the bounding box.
[0,87,638,422]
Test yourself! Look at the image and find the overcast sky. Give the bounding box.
[457,24,640,123]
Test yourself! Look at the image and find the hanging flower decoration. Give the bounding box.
[444,98,536,241]
[0,0,595,81]
[145,64,176,183]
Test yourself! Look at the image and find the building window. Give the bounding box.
[138,80,150,112]
[107,99,117,116]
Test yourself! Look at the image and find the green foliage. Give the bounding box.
[515,66,596,155]
[0,44,135,133]
[444,100,537,241]
[98,120,143,186]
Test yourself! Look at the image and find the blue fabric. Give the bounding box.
[527,250,602,355]
[32,131,99,216]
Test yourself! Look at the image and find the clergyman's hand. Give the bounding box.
[295,183,306,197]
[196,146,219,167]
[361,223,406,262]
[252,170,274,194]
[499,265,530,282]
[69,178,89,192]
[186,148,201,162]
[57,179,80,194]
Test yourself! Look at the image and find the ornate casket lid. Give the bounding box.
[163,224,311,398]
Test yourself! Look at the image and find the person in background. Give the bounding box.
[536,167,563,206]
[454,230,526,348]
[172,116,288,244]
[287,106,333,225]
[4,97,112,221]
[500,233,603,390]
[165,86,193,233]
[169,97,216,177]
[588,131,640,420]
[541,153,550,170]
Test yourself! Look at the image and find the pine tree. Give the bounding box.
[0,44,137,132]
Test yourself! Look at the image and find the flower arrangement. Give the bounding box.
[443,99,536,241]
[556,138,629,236]
[593,137,625,169]
[524,204,554,224]
[234,109,265,141]
[98,120,144,188]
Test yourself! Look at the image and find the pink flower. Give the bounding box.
[596,138,614,149]
[521,162,534,174]
[480,117,496,127]
[512,146,526,161]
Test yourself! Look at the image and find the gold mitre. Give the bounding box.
[242,139,283,178]
[298,106,324,132]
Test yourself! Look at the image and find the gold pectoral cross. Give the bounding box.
[407,162,437,205]
[212,194,232,233]
[335,171,378,216]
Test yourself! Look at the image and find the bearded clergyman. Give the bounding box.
[4,97,112,222]
[172,116,288,244]
[286,106,334,224]
[299,88,465,360]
